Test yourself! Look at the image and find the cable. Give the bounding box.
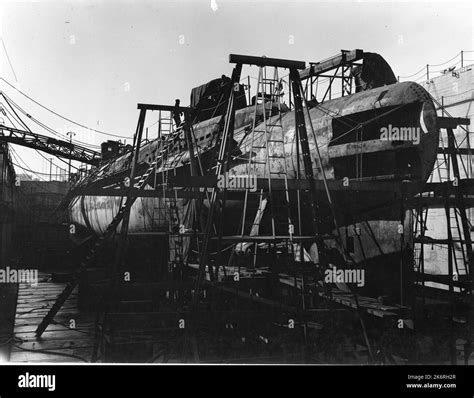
[1,92,100,149]
[9,148,72,190]
[398,65,427,79]
[1,39,18,82]
[1,93,32,131]
[2,105,25,131]
[10,149,50,183]
[34,148,81,172]
[431,61,462,74]
[399,51,473,81]
[436,89,473,99]
[0,77,131,139]
[1,104,94,174]
[10,145,76,180]
[2,97,90,173]
[429,51,462,67]
[11,161,65,177]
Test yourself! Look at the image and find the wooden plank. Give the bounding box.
[16,300,78,307]
[18,287,70,294]
[107,310,289,330]
[279,273,405,318]
[11,339,93,351]
[137,103,191,113]
[16,311,81,320]
[18,285,74,291]
[229,54,306,70]
[9,357,80,363]
[10,348,92,363]
[14,323,94,334]
[17,291,66,296]
[16,296,78,303]
[14,329,94,342]
[14,316,91,326]
[300,49,363,80]
[438,116,470,129]
[16,305,79,313]
[12,277,95,363]
[317,291,399,318]
[438,147,473,155]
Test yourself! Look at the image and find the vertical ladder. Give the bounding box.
[445,123,473,283]
[240,65,294,265]
[159,136,186,280]
[158,110,174,137]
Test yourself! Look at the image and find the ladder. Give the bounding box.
[239,66,295,268]
[158,110,174,137]
[444,122,473,284]
[158,134,186,277]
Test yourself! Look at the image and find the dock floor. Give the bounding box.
[10,272,94,363]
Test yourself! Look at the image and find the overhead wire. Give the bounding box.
[1,39,18,82]
[0,94,93,172]
[428,51,463,67]
[1,92,100,149]
[0,108,63,179]
[0,77,131,139]
[399,51,472,81]
[10,161,68,177]
[10,147,73,188]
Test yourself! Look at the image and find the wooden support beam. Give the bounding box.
[299,49,364,81]
[438,116,470,129]
[414,237,471,244]
[438,147,473,155]
[229,54,306,70]
[76,178,419,197]
[137,103,191,113]
[211,235,327,242]
[168,175,412,192]
[416,272,471,290]
[410,197,474,208]
[425,179,474,191]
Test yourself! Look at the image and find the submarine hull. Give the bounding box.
[68,81,439,301]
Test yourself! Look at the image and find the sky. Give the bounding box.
[0,0,472,178]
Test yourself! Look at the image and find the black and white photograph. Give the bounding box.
[0,0,473,393]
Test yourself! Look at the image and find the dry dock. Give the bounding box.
[10,272,94,363]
